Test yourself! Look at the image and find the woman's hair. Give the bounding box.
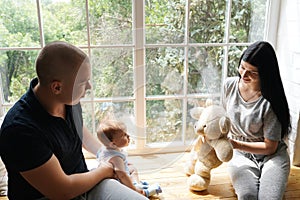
[97,120,127,144]
[238,41,290,138]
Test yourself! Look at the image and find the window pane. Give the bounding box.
[230,0,267,43]
[81,102,95,134]
[146,99,183,143]
[146,47,184,96]
[186,97,215,141]
[188,46,223,94]
[91,48,133,98]
[227,45,247,77]
[82,101,134,143]
[92,101,134,138]
[0,0,40,47]
[95,101,134,124]
[189,0,226,43]
[41,0,87,45]
[89,0,132,45]
[0,50,37,103]
[145,0,185,44]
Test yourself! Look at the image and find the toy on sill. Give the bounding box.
[185,101,233,191]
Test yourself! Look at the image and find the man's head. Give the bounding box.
[35,41,91,105]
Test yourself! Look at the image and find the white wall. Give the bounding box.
[276,0,300,166]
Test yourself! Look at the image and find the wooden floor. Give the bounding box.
[126,152,300,200]
[129,152,237,200]
[0,152,299,200]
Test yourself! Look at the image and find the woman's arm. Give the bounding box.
[230,138,278,155]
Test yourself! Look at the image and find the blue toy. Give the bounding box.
[134,181,162,197]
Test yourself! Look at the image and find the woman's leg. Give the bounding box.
[259,143,290,200]
[87,179,148,200]
[228,150,260,200]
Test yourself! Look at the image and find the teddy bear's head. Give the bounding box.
[190,104,230,140]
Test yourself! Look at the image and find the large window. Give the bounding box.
[0,0,278,154]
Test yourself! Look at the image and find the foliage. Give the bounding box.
[88,0,132,45]
[0,0,39,101]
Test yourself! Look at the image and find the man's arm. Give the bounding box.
[82,125,102,156]
[21,154,114,199]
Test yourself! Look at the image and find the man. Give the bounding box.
[0,41,147,200]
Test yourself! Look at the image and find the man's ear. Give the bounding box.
[51,81,62,94]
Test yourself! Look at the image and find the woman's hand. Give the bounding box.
[229,139,240,149]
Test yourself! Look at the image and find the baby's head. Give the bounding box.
[97,120,130,149]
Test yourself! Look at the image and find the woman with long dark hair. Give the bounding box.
[222,41,290,200]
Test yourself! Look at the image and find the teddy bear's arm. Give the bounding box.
[209,139,233,162]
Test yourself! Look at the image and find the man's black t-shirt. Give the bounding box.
[0,78,88,199]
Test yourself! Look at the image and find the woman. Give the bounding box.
[222,41,290,200]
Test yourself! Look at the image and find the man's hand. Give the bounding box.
[98,161,115,179]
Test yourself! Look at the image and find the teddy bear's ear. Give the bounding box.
[219,116,231,134]
[190,107,205,119]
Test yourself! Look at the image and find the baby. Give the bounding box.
[96,120,162,198]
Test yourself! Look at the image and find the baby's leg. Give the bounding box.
[128,164,139,183]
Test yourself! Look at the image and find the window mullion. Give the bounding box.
[133,0,146,150]
[36,0,45,47]
[84,0,97,136]
[222,0,232,85]
[182,0,191,145]
[264,0,280,47]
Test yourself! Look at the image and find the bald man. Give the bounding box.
[0,41,147,200]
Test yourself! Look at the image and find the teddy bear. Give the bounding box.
[184,102,233,191]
